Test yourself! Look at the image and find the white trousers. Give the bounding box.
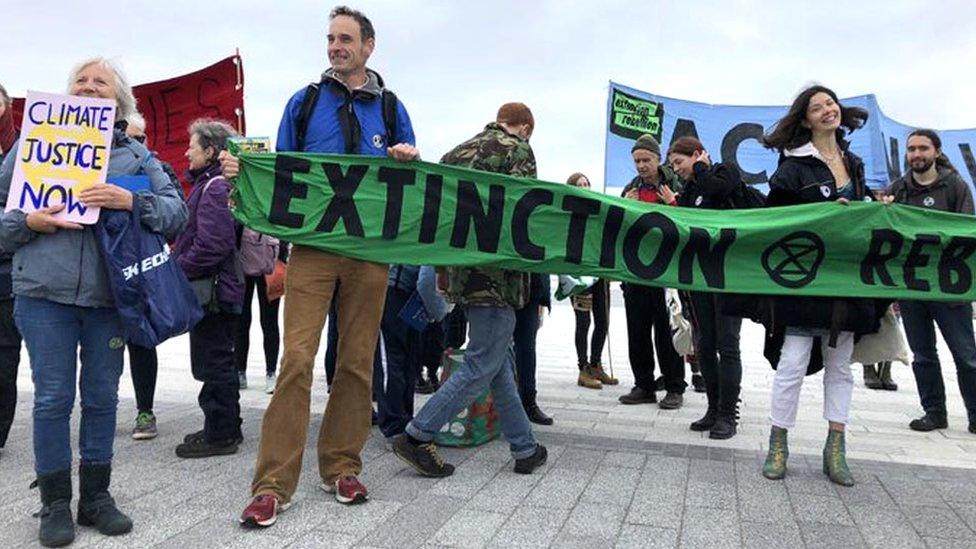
[769,332,854,429]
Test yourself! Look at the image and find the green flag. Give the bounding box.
[229,147,976,302]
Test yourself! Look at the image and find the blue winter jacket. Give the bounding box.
[276,68,415,154]
[0,128,188,308]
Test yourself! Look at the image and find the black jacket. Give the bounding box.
[677,162,741,210]
[749,144,887,371]
[888,167,975,214]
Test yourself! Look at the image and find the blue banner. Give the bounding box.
[604,81,976,197]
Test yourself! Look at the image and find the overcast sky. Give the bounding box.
[5,0,976,185]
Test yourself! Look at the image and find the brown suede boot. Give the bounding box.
[591,363,618,385]
[577,366,602,390]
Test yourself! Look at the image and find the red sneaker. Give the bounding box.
[239,494,291,528]
[320,476,369,505]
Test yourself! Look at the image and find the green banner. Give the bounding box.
[230,148,976,302]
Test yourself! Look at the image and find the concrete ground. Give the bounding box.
[2,288,976,548]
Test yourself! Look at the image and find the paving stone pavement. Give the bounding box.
[3,289,976,548]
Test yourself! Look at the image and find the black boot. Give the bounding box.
[35,469,74,547]
[878,362,898,391]
[522,394,553,426]
[77,463,132,536]
[863,364,884,390]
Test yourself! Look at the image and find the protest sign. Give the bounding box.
[12,55,245,195]
[230,147,976,302]
[604,82,976,197]
[4,91,115,224]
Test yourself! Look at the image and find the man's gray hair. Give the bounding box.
[0,83,10,108]
[126,111,146,132]
[67,57,137,121]
[189,118,239,157]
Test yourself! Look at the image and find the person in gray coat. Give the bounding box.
[0,58,187,547]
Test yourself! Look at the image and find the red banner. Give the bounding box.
[12,55,245,194]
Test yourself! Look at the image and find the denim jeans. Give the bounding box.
[406,306,537,459]
[900,300,976,421]
[376,286,419,437]
[14,296,124,474]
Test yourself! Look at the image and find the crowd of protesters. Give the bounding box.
[2,4,976,547]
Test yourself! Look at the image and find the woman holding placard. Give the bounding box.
[758,85,885,487]
[0,58,187,547]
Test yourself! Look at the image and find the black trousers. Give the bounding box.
[190,311,242,442]
[574,280,609,369]
[376,287,420,437]
[0,298,21,448]
[418,320,444,378]
[128,343,158,413]
[235,275,281,376]
[687,292,742,416]
[514,304,541,404]
[623,284,685,393]
[443,307,468,350]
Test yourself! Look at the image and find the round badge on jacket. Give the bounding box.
[923,196,935,207]
[695,196,704,206]
[372,134,384,149]
[820,185,831,197]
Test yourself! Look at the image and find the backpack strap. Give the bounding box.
[381,90,399,147]
[295,80,323,152]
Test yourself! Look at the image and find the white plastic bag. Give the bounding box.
[851,305,911,365]
[666,288,694,356]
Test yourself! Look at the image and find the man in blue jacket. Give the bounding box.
[227,6,420,528]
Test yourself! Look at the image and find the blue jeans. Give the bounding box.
[376,287,419,437]
[900,300,976,421]
[406,306,537,459]
[14,296,124,474]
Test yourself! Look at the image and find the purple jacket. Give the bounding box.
[173,163,244,311]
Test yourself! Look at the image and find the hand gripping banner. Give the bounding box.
[230,147,976,302]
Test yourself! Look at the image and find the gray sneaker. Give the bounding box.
[659,392,684,410]
[132,411,158,440]
[238,371,248,390]
[265,373,276,394]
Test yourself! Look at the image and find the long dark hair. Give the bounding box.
[908,128,957,173]
[763,85,868,152]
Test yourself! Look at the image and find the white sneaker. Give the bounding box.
[265,373,276,394]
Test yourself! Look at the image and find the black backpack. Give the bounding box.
[294,76,399,152]
[731,182,767,209]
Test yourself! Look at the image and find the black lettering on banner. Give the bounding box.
[196,78,222,117]
[678,228,736,288]
[159,86,183,145]
[269,155,310,228]
[903,234,941,292]
[860,229,903,286]
[670,119,700,144]
[511,189,554,260]
[561,195,601,264]
[600,205,625,268]
[623,212,678,280]
[938,236,976,294]
[886,136,902,181]
[450,180,505,253]
[959,143,976,185]
[720,123,767,185]
[377,166,415,239]
[419,174,442,244]
[315,163,367,237]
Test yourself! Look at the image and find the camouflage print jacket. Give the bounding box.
[440,122,535,309]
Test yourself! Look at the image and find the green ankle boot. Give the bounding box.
[822,430,855,487]
[762,426,789,480]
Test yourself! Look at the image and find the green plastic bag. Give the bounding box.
[433,350,500,447]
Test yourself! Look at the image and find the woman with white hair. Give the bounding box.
[0,58,187,547]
